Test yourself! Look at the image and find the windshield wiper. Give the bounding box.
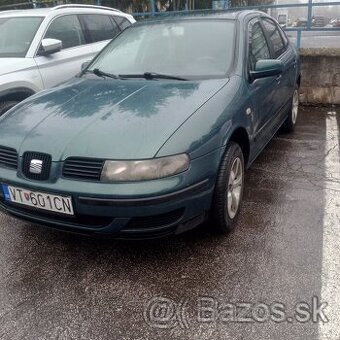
[119,72,188,81]
[84,68,120,80]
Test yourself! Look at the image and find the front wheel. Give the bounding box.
[281,87,299,133]
[211,142,245,234]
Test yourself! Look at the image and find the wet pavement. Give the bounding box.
[0,106,339,340]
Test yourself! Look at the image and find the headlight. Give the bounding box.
[100,154,190,182]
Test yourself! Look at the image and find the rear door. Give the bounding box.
[261,17,296,116]
[34,14,95,88]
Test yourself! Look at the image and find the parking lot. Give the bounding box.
[0,106,338,339]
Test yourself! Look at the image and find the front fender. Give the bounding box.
[156,76,252,160]
[0,69,43,96]
[0,86,36,101]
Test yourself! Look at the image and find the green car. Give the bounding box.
[0,11,300,238]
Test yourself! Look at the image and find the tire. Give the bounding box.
[0,101,18,117]
[281,87,299,133]
[211,142,245,234]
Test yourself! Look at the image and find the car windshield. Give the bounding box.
[87,19,236,79]
[0,16,43,58]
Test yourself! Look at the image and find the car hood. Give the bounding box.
[0,58,35,76]
[0,77,228,160]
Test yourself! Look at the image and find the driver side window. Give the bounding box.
[44,15,85,50]
[248,20,271,71]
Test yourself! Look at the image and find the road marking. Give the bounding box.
[319,111,340,339]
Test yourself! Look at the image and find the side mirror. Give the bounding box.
[40,38,62,55]
[81,61,91,71]
[250,59,283,80]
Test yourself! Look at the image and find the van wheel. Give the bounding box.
[0,101,18,117]
[281,87,299,133]
[211,142,244,234]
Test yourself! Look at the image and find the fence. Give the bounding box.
[0,0,340,48]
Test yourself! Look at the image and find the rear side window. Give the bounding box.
[44,15,85,49]
[261,18,286,58]
[80,14,120,43]
[114,16,131,30]
[248,21,271,71]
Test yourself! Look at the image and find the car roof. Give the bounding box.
[0,5,127,18]
[0,8,50,17]
[133,10,264,25]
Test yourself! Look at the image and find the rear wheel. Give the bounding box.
[281,87,299,133]
[0,101,18,117]
[211,142,244,234]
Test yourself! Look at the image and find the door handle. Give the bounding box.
[276,74,282,83]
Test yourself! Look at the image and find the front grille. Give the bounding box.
[124,208,185,230]
[0,146,18,169]
[63,158,104,181]
[22,152,52,181]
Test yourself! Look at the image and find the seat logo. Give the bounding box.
[29,159,43,174]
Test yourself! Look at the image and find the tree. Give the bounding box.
[230,0,273,7]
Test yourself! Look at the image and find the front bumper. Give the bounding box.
[0,150,221,239]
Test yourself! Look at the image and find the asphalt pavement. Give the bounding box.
[0,106,339,340]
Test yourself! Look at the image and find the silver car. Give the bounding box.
[0,4,135,116]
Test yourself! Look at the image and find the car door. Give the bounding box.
[247,18,281,149]
[34,14,96,89]
[78,14,121,56]
[261,18,296,124]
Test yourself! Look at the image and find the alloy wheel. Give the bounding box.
[226,157,243,219]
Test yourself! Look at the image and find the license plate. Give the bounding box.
[2,184,74,216]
